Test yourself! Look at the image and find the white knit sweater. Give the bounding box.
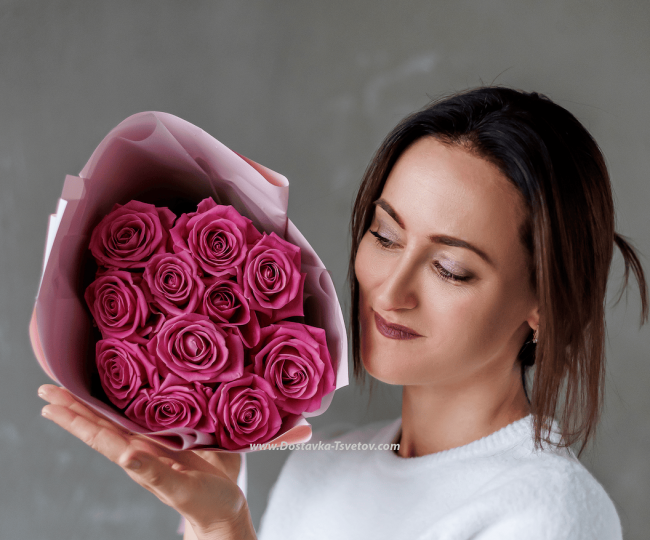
[257,415,622,540]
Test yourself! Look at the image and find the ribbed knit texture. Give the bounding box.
[257,416,622,540]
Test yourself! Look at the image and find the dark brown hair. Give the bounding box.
[348,87,648,453]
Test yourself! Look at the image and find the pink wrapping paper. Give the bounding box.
[31,111,348,451]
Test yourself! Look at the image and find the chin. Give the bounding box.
[360,348,406,386]
[359,318,410,385]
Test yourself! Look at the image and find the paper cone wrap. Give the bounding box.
[31,112,348,450]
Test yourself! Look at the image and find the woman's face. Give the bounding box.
[355,137,539,388]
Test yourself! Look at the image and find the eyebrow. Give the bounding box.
[373,198,495,267]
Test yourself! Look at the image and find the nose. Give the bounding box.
[373,251,419,312]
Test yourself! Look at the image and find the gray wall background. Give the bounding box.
[1,1,649,538]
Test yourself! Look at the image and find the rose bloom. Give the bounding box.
[89,200,175,269]
[171,198,262,277]
[200,277,261,348]
[125,374,215,433]
[147,313,244,384]
[84,271,151,343]
[143,251,205,316]
[95,338,155,409]
[252,321,336,415]
[209,374,282,450]
[243,232,306,322]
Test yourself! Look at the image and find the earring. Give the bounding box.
[532,327,539,344]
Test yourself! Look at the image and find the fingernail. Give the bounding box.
[125,460,142,470]
[41,408,50,418]
[38,386,47,398]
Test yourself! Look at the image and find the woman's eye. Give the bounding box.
[370,230,396,249]
[433,261,469,282]
[369,230,470,283]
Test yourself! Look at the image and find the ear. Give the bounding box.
[526,305,540,332]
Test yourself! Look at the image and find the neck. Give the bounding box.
[396,363,530,458]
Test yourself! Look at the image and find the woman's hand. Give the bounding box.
[38,384,256,540]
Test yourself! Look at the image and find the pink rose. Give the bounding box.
[142,251,205,316]
[147,313,244,384]
[171,198,262,277]
[243,232,306,322]
[84,271,151,343]
[125,374,215,433]
[89,200,175,269]
[200,277,261,348]
[209,374,282,450]
[252,321,336,415]
[95,339,156,409]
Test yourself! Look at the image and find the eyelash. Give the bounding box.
[369,230,469,283]
[370,230,395,249]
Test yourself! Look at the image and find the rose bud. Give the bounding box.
[252,321,336,415]
[147,313,244,384]
[125,374,215,433]
[200,277,261,348]
[84,271,151,343]
[209,374,282,450]
[89,200,175,269]
[142,251,205,316]
[171,198,262,277]
[243,232,306,322]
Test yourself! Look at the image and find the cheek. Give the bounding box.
[356,279,514,385]
[354,235,382,291]
[437,281,532,375]
[354,237,384,365]
[354,235,394,326]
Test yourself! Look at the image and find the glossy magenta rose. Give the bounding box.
[142,251,205,316]
[84,271,151,343]
[95,338,155,409]
[252,321,336,414]
[209,374,282,450]
[125,374,215,433]
[243,232,306,322]
[199,277,261,348]
[147,313,244,384]
[170,198,262,277]
[89,200,175,269]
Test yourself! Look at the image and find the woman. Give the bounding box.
[38,87,648,540]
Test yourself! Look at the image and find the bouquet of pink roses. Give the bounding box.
[31,112,347,451]
[86,196,336,450]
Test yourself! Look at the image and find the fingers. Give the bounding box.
[38,386,217,474]
[39,386,249,532]
[38,384,132,437]
[40,399,191,500]
[41,402,133,464]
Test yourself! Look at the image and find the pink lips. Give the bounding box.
[374,312,422,340]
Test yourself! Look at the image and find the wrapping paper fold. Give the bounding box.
[30,111,348,450]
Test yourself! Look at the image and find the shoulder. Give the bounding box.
[476,444,622,539]
[415,437,622,539]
